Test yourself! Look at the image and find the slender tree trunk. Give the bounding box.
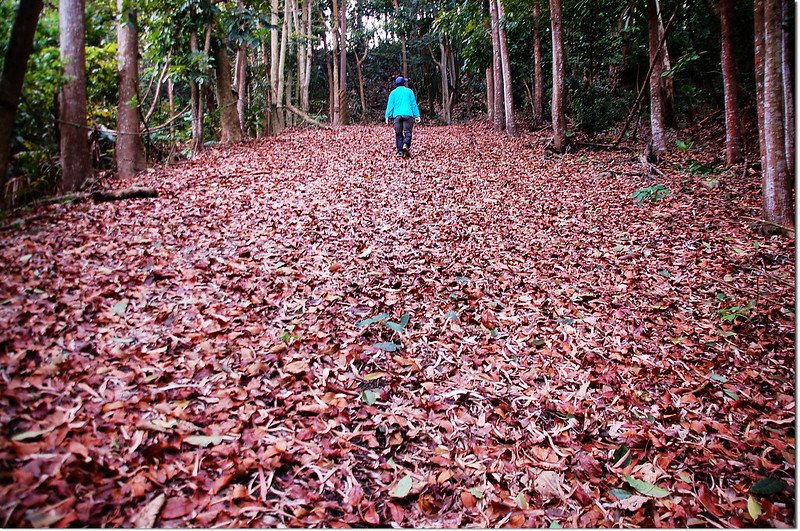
[356,47,368,120]
[489,0,504,130]
[532,0,544,127]
[235,43,247,133]
[301,0,312,112]
[0,0,44,202]
[549,0,566,152]
[717,0,742,165]
[655,0,677,128]
[329,0,342,126]
[338,0,349,124]
[437,39,452,124]
[59,0,90,192]
[486,67,494,120]
[269,0,281,134]
[144,53,170,122]
[401,36,408,78]
[214,39,244,143]
[761,0,793,227]
[781,0,794,177]
[116,1,146,179]
[496,0,516,136]
[647,0,667,157]
[754,0,766,172]
[190,30,204,153]
[277,1,288,128]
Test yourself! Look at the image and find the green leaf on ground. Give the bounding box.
[393,475,413,498]
[624,475,670,498]
[609,489,632,500]
[374,342,400,352]
[751,476,785,495]
[361,390,377,405]
[747,495,762,520]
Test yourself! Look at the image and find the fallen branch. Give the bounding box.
[29,187,158,207]
[90,187,158,203]
[741,216,796,234]
[286,103,332,130]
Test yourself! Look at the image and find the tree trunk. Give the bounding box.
[269,0,281,134]
[277,1,289,128]
[356,47,368,120]
[716,0,742,165]
[486,67,494,121]
[300,0,312,112]
[655,0,677,128]
[338,0,349,125]
[497,0,516,136]
[489,0,504,130]
[59,0,90,192]
[214,39,244,143]
[781,0,794,177]
[330,2,341,126]
[761,0,793,227]
[754,0,766,172]
[532,0,544,127]
[190,30,205,153]
[437,38,453,124]
[116,1,146,179]
[549,0,566,152]
[0,0,44,202]
[235,43,247,133]
[647,0,667,158]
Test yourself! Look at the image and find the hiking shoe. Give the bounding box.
[396,151,404,157]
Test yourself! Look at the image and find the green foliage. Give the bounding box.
[717,300,755,323]
[570,81,623,134]
[632,184,671,205]
[675,139,694,151]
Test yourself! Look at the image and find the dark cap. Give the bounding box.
[395,76,406,85]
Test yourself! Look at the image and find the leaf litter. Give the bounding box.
[0,123,794,527]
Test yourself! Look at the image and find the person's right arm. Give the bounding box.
[385,91,395,122]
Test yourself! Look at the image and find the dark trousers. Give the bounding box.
[393,116,414,153]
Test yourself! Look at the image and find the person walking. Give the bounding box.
[385,76,421,157]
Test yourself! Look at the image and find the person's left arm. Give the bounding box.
[411,91,421,122]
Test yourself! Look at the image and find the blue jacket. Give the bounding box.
[385,86,420,119]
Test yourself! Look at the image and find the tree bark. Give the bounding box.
[761,0,793,227]
[0,0,44,202]
[717,0,742,165]
[486,67,494,121]
[268,0,282,134]
[338,0,349,125]
[329,1,341,126]
[59,0,90,192]
[754,0,766,172]
[549,0,566,152]
[496,0,516,136]
[647,0,667,158]
[781,0,794,177]
[277,1,289,128]
[300,0,312,112]
[116,1,146,179]
[655,0,677,128]
[532,0,544,127]
[356,47,368,120]
[189,30,205,153]
[489,0,504,130]
[214,39,244,143]
[234,43,247,133]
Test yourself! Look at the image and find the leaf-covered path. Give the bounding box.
[0,124,794,527]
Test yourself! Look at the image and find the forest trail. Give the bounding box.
[0,124,794,527]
